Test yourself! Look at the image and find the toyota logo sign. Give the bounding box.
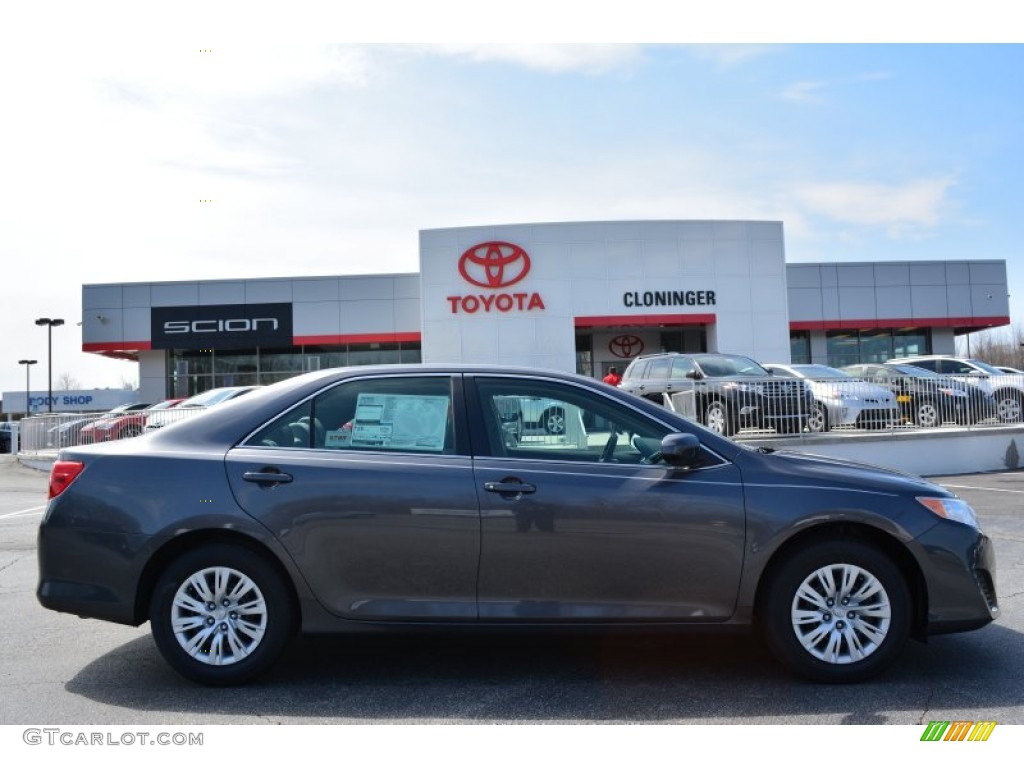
[609,334,645,358]
[458,241,531,289]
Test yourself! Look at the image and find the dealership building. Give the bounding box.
[79,220,1011,404]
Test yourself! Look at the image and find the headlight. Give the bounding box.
[938,388,968,398]
[916,496,980,529]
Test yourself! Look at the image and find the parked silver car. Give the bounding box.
[143,386,260,432]
[763,363,900,431]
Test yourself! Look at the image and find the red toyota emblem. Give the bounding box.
[458,241,531,289]
[609,334,645,358]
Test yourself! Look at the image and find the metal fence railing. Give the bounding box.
[10,373,1024,454]
[15,406,207,453]
[660,372,1023,437]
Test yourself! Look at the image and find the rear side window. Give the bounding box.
[647,357,671,379]
[246,376,457,455]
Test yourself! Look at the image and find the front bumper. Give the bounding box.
[915,522,998,634]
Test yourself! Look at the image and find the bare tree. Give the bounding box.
[958,323,1024,368]
[57,372,82,391]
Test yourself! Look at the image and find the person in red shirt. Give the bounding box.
[602,366,621,386]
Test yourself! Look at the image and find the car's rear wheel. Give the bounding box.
[150,544,293,686]
[760,539,910,683]
[704,400,738,437]
[995,392,1023,423]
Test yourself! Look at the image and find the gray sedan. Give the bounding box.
[37,365,998,686]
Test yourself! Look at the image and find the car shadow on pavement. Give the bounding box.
[64,623,1023,722]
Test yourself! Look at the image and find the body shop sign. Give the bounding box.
[151,303,293,349]
[447,242,545,314]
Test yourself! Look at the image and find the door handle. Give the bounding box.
[242,469,294,487]
[484,478,536,500]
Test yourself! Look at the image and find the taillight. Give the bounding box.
[49,460,85,499]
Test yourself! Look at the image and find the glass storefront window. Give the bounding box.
[893,328,930,358]
[859,329,893,363]
[826,332,860,368]
[825,328,932,368]
[789,331,810,364]
[166,342,422,397]
[348,344,401,366]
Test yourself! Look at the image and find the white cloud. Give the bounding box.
[684,45,782,67]
[782,80,827,102]
[425,44,643,74]
[793,177,957,234]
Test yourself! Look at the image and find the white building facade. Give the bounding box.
[77,220,1010,404]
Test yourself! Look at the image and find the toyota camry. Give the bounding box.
[37,365,998,685]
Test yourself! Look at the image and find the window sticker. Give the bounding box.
[332,393,450,452]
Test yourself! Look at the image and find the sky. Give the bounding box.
[2,4,1022,399]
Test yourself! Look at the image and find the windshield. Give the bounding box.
[965,359,1004,375]
[697,355,769,377]
[889,364,942,378]
[179,388,247,408]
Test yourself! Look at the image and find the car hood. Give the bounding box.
[807,380,894,400]
[739,446,952,498]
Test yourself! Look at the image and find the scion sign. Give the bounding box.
[151,303,293,350]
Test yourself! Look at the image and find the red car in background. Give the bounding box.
[79,399,185,443]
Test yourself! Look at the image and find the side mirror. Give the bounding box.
[660,433,701,468]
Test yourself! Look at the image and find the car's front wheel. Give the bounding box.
[915,400,941,428]
[542,407,567,435]
[760,539,911,683]
[149,544,293,686]
[805,402,829,433]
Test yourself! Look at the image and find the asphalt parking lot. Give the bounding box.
[1,454,1022,725]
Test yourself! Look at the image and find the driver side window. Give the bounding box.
[474,377,673,464]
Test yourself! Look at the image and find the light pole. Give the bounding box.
[35,317,64,413]
[18,359,37,419]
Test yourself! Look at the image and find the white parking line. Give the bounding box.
[0,506,45,520]
[945,484,1024,495]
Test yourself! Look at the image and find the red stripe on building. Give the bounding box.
[83,341,152,352]
[574,313,717,328]
[293,332,423,345]
[789,316,1011,331]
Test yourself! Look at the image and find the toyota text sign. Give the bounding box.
[447,242,545,314]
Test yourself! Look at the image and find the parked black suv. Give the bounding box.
[0,421,12,453]
[620,352,814,436]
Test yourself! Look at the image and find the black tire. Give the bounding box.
[149,544,293,686]
[123,425,144,438]
[704,400,737,437]
[542,407,567,435]
[760,539,911,683]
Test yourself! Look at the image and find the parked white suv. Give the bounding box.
[887,356,1023,422]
